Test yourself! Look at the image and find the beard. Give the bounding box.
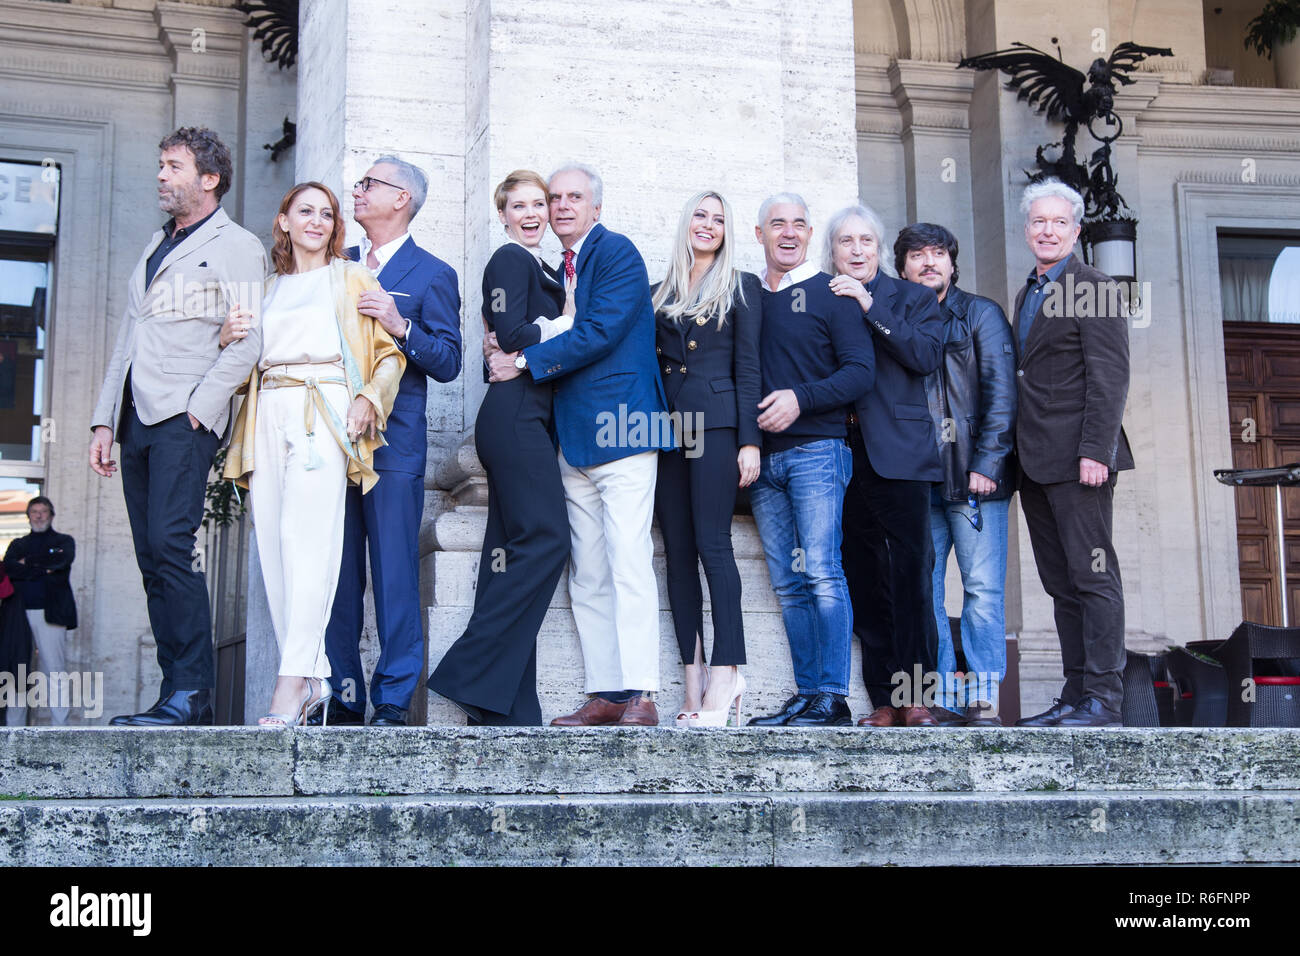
[28,519,50,533]
[159,177,204,219]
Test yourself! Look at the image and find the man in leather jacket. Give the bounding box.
[896,223,1017,726]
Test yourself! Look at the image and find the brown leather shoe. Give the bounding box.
[550,696,627,726]
[617,695,659,726]
[900,705,939,727]
[857,705,902,727]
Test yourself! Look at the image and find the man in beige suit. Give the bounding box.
[89,127,267,726]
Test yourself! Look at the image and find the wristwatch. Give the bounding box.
[514,353,528,370]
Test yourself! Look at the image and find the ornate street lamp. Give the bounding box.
[958,41,1172,286]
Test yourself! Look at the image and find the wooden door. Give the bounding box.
[1223,322,1300,625]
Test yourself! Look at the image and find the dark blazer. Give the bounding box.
[652,270,762,448]
[851,271,944,481]
[346,238,462,475]
[521,223,673,467]
[923,285,1018,501]
[482,242,565,371]
[3,530,77,629]
[1012,254,1135,484]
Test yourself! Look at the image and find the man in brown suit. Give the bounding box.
[89,127,266,726]
[1011,179,1134,728]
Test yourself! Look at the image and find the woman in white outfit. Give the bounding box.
[223,181,404,727]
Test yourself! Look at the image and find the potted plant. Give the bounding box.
[1245,0,1300,88]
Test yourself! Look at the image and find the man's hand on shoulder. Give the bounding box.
[357,290,408,340]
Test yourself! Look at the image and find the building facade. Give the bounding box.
[3,0,1298,722]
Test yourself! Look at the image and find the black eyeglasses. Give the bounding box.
[962,494,983,532]
[354,176,404,193]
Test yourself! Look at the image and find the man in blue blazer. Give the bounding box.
[316,156,462,726]
[487,163,672,726]
[823,204,945,729]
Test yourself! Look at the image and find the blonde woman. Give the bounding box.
[651,191,761,726]
[428,169,573,726]
[222,181,405,727]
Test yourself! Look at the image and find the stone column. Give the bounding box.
[155,3,245,177]
[889,59,975,260]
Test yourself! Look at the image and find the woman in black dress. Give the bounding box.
[428,169,572,725]
[652,190,762,726]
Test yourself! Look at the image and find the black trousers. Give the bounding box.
[1018,472,1125,712]
[428,377,569,726]
[654,427,746,666]
[842,427,938,709]
[119,405,220,693]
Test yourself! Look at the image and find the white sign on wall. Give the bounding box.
[0,160,59,235]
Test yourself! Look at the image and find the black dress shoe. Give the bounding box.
[930,706,970,726]
[1015,698,1076,727]
[369,703,408,726]
[786,692,851,727]
[110,694,164,726]
[1053,696,1122,727]
[306,699,364,726]
[110,689,213,727]
[747,693,813,726]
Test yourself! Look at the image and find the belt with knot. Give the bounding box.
[260,368,352,471]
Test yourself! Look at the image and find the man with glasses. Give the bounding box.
[1012,179,1133,728]
[897,223,1017,727]
[313,156,462,726]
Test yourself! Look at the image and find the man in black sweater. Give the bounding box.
[745,193,876,727]
[3,496,77,725]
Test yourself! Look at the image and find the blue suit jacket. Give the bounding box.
[521,223,671,467]
[347,239,461,474]
[851,271,944,481]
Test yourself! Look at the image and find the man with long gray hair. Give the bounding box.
[823,203,944,729]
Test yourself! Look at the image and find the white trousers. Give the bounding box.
[558,447,660,693]
[249,374,350,680]
[5,610,69,726]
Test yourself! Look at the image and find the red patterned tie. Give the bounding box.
[564,249,576,282]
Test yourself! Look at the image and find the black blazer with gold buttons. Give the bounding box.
[652,270,762,448]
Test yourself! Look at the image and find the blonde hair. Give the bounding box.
[493,169,549,212]
[652,191,745,329]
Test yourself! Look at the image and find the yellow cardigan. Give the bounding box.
[223,258,406,494]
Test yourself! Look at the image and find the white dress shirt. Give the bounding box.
[358,231,412,341]
[759,258,821,291]
[359,232,410,275]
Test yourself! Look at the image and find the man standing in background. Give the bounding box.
[3,496,77,725]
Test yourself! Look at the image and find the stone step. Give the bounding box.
[4,727,1298,800]
[4,790,1297,865]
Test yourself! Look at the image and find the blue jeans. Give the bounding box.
[750,439,853,696]
[929,488,1009,709]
